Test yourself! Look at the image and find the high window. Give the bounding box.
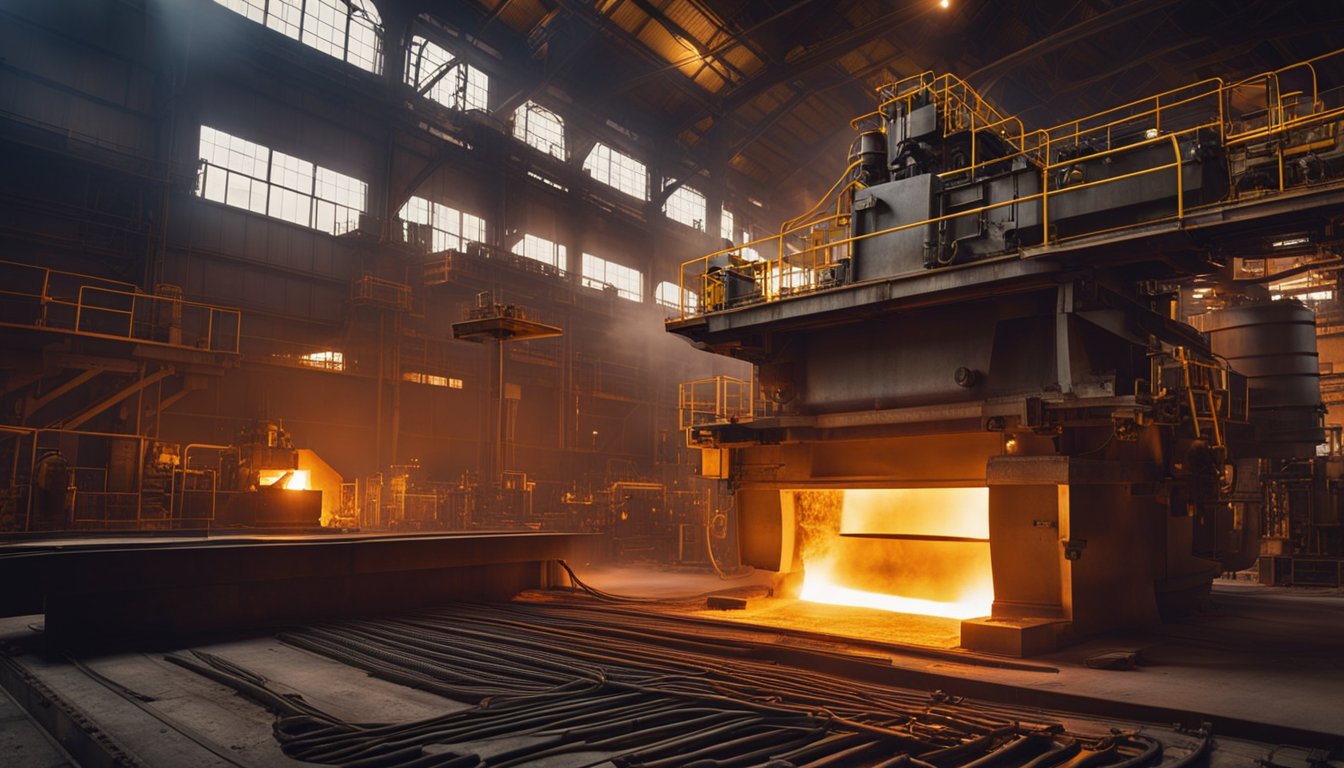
[511,234,567,272]
[655,280,699,313]
[720,207,735,241]
[299,350,344,371]
[663,181,707,231]
[398,196,487,252]
[513,102,566,160]
[582,143,648,200]
[740,229,762,262]
[582,254,643,302]
[212,0,382,74]
[402,372,464,388]
[197,126,367,235]
[406,35,489,112]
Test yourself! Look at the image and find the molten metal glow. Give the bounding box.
[840,487,988,539]
[794,488,994,620]
[258,469,311,490]
[801,563,994,620]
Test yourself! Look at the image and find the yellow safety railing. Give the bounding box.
[676,129,1190,316]
[667,47,1344,321]
[679,376,755,434]
[1157,348,1248,449]
[0,260,242,354]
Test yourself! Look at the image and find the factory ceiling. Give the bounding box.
[417,0,1342,210]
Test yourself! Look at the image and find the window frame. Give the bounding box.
[197,125,367,235]
[513,101,567,161]
[662,181,707,232]
[582,142,649,201]
[212,0,384,74]
[655,280,699,313]
[511,233,568,273]
[582,253,644,302]
[399,195,487,253]
[406,34,490,113]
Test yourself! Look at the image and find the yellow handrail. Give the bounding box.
[670,46,1344,320]
[0,263,243,354]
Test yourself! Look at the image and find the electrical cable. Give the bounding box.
[555,558,763,603]
[161,602,1191,767]
[705,511,756,579]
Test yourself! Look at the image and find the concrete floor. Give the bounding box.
[0,563,1340,766]
[0,684,73,768]
[571,564,1344,737]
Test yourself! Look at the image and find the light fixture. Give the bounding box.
[939,0,950,7]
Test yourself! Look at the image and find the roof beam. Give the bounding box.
[626,0,747,83]
[966,0,1176,93]
[555,0,721,118]
[708,4,925,118]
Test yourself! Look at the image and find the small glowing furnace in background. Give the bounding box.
[257,469,311,491]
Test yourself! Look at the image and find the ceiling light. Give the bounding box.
[939,0,950,8]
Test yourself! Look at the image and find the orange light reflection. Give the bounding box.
[801,563,993,620]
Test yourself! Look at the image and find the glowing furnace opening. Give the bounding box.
[791,488,994,620]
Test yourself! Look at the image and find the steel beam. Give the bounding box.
[22,368,102,421]
[59,367,172,430]
[0,531,592,647]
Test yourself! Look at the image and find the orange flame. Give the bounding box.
[258,469,311,490]
[794,488,994,620]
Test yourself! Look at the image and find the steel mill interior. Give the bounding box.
[3,1,1344,766]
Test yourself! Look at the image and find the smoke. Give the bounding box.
[794,489,843,562]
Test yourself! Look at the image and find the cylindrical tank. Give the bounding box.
[852,130,888,186]
[1198,300,1324,458]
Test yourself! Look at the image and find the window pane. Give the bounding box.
[224,172,251,209]
[198,124,367,234]
[271,151,314,193]
[211,0,382,74]
[407,35,489,112]
[663,182,707,232]
[314,199,336,234]
[399,195,431,225]
[582,253,643,302]
[582,142,648,200]
[462,212,486,243]
[513,101,566,160]
[346,14,382,71]
[316,167,367,213]
[268,186,312,227]
[655,280,699,313]
[202,165,226,202]
[219,0,264,23]
[265,0,302,38]
[301,0,345,60]
[512,233,565,271]
[397,195,486,252]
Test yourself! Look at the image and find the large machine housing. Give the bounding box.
[669,51,1344,654]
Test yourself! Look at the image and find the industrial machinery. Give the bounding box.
[0,419,336,532]
[178,420,325,529]
[669,51,1344,654]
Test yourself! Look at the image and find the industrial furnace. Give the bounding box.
[669,51,1344,653]
[1,419,331,532]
